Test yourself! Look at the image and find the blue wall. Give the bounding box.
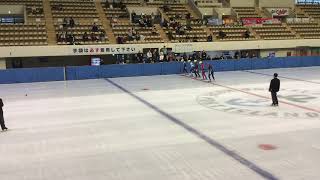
[0,57,320,84]
[0,67,64,84]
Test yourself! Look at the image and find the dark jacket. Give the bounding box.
[269,78,280,92]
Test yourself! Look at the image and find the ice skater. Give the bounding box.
[208,64,215,81]
[200,61,207,80]
[194,60,200,78]
[182,60,188,74]
[269,73,280,106]
[189,60,194,77]
[0,98,8,131]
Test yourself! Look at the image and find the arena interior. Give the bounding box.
[0,0,320,180]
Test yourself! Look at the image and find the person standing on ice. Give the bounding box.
[200,61,207,80]
[208,64,215,81]
[0,98,8,131]
[182,60,188,74]
[269,73,280,106]
[189,60,194,76]
[194,60,200,78]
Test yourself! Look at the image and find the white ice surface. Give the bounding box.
[0,67,320,180]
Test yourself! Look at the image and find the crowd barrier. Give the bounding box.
[0,67,64,84]
[0,57,320,84]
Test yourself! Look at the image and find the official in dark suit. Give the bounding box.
[0,98,8,131]
[269,73,280,106]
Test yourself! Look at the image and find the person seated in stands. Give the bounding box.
[218,30,226,39]
[131,11,136,23]
[63,17,68,28]
[67,33,76,45]
[193,35,198,42]
[162,5,170,12]
[105,0,110,9]
[117,36,122,44]
[186,20,192,30]
[57,32,63,42]
[207,34,213,42]
[138,19,145,27]
[180,26,186,35]
[168,30,173,41]
[132,28,137,37]
[58,3,63,11]
[140,34,145,41]
[31,6,37,14]
[151,27,157,35]
[92,23,99,32]
[83,32,89,42]
[186,13,191,20]
[69,17,75,28]
[244,30,250,39]
[91,32,97,41]
[127,28,133,41]
[119,1,126,10]
[100,30,106,41]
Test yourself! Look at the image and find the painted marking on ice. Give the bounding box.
[259,144,277,151]
[105,78,279,180]
[242,70,320,85]
[181,75,320,114]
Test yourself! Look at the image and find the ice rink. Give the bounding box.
[0,67,320,180]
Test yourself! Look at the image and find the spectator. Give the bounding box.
[58,3,63,10]
[91,32,97,41]
[159,51,164,62]
[201,51,207,60]
[100,30,106,41]
[140,34,145,41]
[137,51,144,63]
[207,34,213,42]
[69,17,75,28]
[105,1,110,9]
[131,10,136,22]
[218,30,226,39]
[83,32,89,42]
[244,30,250,39]
[31,6,37,14]
[92,23,99,32]
[152,49,159,62]
[147,50,152,63]
[63,17,68,28]
[186,13,191,20]
[151,26,157,35]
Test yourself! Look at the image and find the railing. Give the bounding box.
[1,56,320,84]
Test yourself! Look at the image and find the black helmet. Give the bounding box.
[274,73,278,77]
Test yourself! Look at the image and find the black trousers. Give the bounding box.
[208,71,214,80]
[271,91,278,105]
[0,118,6,130]
[183,67,188,73]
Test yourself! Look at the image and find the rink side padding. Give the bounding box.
[0,57,320,83]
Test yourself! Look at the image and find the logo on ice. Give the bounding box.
[197,88,320,119]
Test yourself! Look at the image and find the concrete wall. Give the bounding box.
[214,8,232,18]
[259,0,295,8]
[0,5,24,15]
[1,39,320,58]
[199,8,214,16]
[230,0,255,7]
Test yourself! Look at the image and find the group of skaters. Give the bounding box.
[183,60,215,81]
